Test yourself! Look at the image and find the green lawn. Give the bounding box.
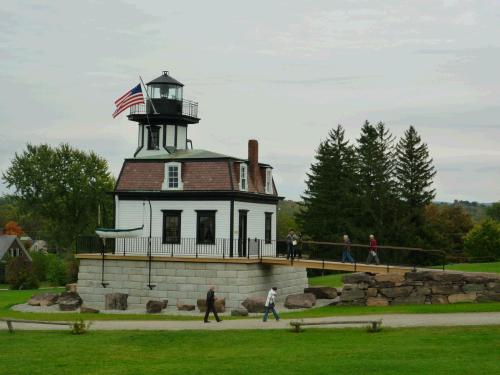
[1,326,499,374]
[442,262,500,273]
[308,273,346,288]
[1,287,500,322]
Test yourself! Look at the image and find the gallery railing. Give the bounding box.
[76,236,276,259]
[276,240,447,270]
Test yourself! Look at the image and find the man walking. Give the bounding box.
[263,287,280,322]
[342,234,355,263]
[204,286,221,323]
[366,234,380,264]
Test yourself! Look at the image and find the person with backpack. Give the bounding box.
[263,287,280,322]
[366,234,380,264]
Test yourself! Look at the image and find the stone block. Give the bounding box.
[374,273,405,285]
[105,293,128,310]
[430,272,464,283]
[487,282,500,292]
[366,288,378,297]
[413,286,431,296]
[463,273,500,284]
[430,284,462,295]
[404,271,434,282]
[448,293,477,303]
[379,286,413,298]
[366,297,389,306]
[284,293,316,309]
[476,291,500,302]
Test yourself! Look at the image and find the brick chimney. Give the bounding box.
[248,139,261,191]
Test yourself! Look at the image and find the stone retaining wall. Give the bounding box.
[77,259,308,310]
[339,271,500,306]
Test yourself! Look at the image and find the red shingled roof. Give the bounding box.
[116,160,276,195]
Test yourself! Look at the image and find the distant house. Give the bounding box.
[0,235,32,283]
[31,240,48,253]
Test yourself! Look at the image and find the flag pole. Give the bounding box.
[139,75,159,114]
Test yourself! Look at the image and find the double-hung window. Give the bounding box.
[265,168,273,194]
[147,126,160,150]
[239,163,248,191]
[162,162,183,190]
[265,212,272,244]
[196,210,216,244]
[162,210,182,244]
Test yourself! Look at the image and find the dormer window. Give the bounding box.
[147,126,160,150]
[162,162,183,190]
[239,163,248,191]
[265,168,273,194]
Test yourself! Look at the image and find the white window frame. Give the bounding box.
[265,168,273,194]
[162,162,183,190]
[239,163,248,191]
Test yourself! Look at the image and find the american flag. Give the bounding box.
[112,84,144,118]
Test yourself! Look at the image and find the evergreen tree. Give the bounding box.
[355,121,396,242]
[297,125,358,241]
[395,126,436,241]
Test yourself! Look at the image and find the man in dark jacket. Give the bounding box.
[204,286,221,323]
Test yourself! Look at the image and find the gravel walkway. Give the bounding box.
[2,312,499,331]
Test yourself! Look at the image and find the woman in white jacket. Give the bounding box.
[263,287,280,322]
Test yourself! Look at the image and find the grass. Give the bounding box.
[308,273,346,288]
[442,261,500,274]
[1,326,499,374]
[1,287,500,322]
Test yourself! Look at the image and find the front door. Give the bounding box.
[238,210,248,257]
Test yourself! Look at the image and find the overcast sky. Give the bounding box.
[1,0,499,202]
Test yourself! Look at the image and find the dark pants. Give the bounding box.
[263,304,280,321]
[287,244,296,259]
[204,304,220,322]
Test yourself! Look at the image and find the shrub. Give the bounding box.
[464,219,500,259]
[31,252,50,282]
[66,255,79,284]
[46,254,68,286]
[5,256,39,290]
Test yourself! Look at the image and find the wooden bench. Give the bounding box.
[290,319,382,333]
[1,318,74,333]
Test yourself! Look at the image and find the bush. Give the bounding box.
[46,254,68,286]
[6,256,39,290]
[66,255,79,284]
[464,219,500,259]
[31,252,50,282]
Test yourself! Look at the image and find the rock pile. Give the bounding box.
[339,271,500,306]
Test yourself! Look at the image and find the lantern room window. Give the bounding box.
[149,84,183,101]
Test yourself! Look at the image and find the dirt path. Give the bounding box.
[2,312,500,331]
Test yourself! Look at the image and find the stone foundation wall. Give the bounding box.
[339,271,500,306]
[77,259,308,310]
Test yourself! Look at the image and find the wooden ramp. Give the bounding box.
[261,257,413,274]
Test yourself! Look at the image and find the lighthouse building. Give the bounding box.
[114,71,280,257]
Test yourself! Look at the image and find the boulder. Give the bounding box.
[304,286,338,299]
[486,282,500,292]
[391,294,426,305]
[231,308,249,317]
[242,296,267,313]
[340,285,365,301]
[404,271,434,282]
[413,286,431,296]
[80,306,100,313]
[162,300,168,309]
[176,303,196,311]
[448,293,477,304]
[197,297,225,313]
[463,273,500,284]
[342,273,373,285]
[28,292,59,307]
[430,272,464,283]
[65,283,77,293]
[431,295,449,304]
[284,293,316,309]
[105,293,128,310]
[366,297,389,306]
[366,288,378,297]
[374,273,405,286]
[430,284,462,295]
[379,286,413,298]
[476,292,500,303]
[146,300,164,314]
[463,284,485,293]
[58,291,83,311]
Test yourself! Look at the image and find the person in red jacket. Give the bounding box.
[366,234,380,264]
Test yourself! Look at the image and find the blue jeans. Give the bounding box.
[342,249,354,263]
[287,244,295,259]
[263,304,280,321]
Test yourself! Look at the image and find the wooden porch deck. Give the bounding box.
[76,254,414,274]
